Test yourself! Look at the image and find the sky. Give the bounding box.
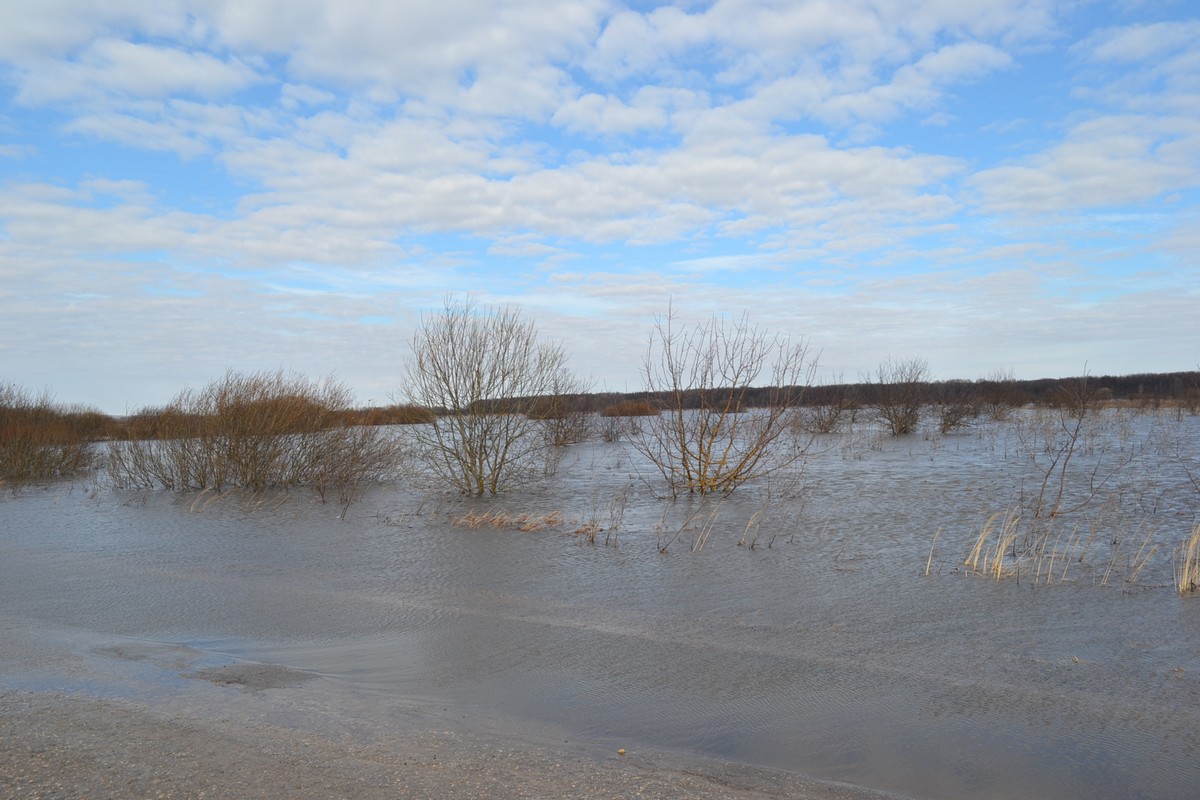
[1,0,1197,414]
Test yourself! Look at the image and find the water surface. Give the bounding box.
[3,410,1198,799]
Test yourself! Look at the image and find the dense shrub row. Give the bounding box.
[0,383,100,481]
[104,371,397,504]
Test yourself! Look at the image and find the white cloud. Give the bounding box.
[210,0,611,113]
[552,92,666,135]
[973,114,1200,215]
[280,83,336,109]
[1082,20,1200,63]
[0,143,36,158]
[15,39,261,104]
[1,1,1197,410]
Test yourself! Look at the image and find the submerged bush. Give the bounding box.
[0,382,99,482]
[599,400,660,417]
[635,308,816,496]
[401,298,576,494]
[106,370,397,503]
[357,404,438,425]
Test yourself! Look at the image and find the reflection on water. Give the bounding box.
[2,411,1199,800]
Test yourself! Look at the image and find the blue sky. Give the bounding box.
[1,0,1197,414]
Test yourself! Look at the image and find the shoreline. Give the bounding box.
[0,690,906,800]
[0,618,907,800]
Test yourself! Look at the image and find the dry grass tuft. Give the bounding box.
[963,509,1020,580]
[1175,524,1200,595]
[572,521,602,542]
[454,510,566,532]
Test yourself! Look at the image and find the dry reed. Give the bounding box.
[453,509,566,532]
[1174,524,1200,594]
[963,509,1021,580]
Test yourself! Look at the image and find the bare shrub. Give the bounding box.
[600,415,628,443]
[528,369,594,447]
[979,368,1023,421]
[634,308,817,496]
[598,400,658,442]
[401,298,574,494]
[1048,372,1100,419]
[932,380,979,434]
[0,383,98,481]
[1013,373,1139,520]
[106,370,396,503]
[868,356,928,436]
[798,377,857,434]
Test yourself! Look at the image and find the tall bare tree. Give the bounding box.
[634,308,817,496]
[402,298,571,494]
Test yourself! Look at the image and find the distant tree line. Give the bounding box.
[3,302,1198,496]
[577,370,1200,413]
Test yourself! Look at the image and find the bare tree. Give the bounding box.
[634,308,817,496]
[402,298,571,494]
[869,356,928,436]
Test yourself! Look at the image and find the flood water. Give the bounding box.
[3,409,1199,799]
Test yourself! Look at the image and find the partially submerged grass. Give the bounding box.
[950,506,1166,589]
[574,487,631,545]
[963,508,1021,580]
[453,509,566,532]
[1174,524,1200,595]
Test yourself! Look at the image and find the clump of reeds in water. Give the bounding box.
[962,508,1021,580]
[1175,524,1200,595]
[948,507,1162,589]
[454,509,565,532]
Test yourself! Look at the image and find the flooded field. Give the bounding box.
[3,408,1199,799]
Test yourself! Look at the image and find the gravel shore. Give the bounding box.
[1,689,902,800]
[0,615,906,800]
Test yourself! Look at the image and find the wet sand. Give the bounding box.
[0,617,905,800]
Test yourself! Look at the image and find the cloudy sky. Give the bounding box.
[1,1,1197,413]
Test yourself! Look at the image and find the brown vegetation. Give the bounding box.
[105,370,397,504]
[353,404,438,426]
[0,383,100,482]
[866,356,928,436]
[599,400,660,417]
